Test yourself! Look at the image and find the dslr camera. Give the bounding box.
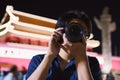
[61,22,84,42]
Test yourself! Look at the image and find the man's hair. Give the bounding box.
[56,10,92,37]
[10,65,18,72]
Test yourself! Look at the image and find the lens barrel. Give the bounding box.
[65,23,83,42]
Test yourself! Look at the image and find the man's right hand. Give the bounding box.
[47,28,64,58]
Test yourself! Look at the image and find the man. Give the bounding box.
[26,10,102,80]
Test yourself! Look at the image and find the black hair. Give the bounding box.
[10,65,18,72]
[56,10,92,37]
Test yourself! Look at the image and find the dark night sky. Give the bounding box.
[0,0,120,56]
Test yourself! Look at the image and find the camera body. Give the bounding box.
[60,22,84,42]
[65,22,83,42]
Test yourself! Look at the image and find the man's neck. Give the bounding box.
[58,49,74,71]
[58,49,73,63]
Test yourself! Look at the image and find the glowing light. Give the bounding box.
[0,44,47,59]
[8,29,50,40]
[12,21,54,34]
[0,21,11,29]
[6,5,19,21]
[13,10,57,24]
[88,33,94,39]
[0,28,8,36]
[87,39,100,48]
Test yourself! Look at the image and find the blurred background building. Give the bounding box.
[0,0,120,80]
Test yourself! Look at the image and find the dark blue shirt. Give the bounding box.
[26,54,102,80]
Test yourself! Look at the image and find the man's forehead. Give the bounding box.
[70,18,81,22]
[69,18,88,30]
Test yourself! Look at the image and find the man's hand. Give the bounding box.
[47,28,64,58]
[62,34,87,59]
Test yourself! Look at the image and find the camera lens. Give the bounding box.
[65,23,83,42]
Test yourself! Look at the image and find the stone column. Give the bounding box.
[94,7,116,73]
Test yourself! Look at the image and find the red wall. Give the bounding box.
[0,57,30,71]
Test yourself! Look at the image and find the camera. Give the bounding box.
[65,22,84,42]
